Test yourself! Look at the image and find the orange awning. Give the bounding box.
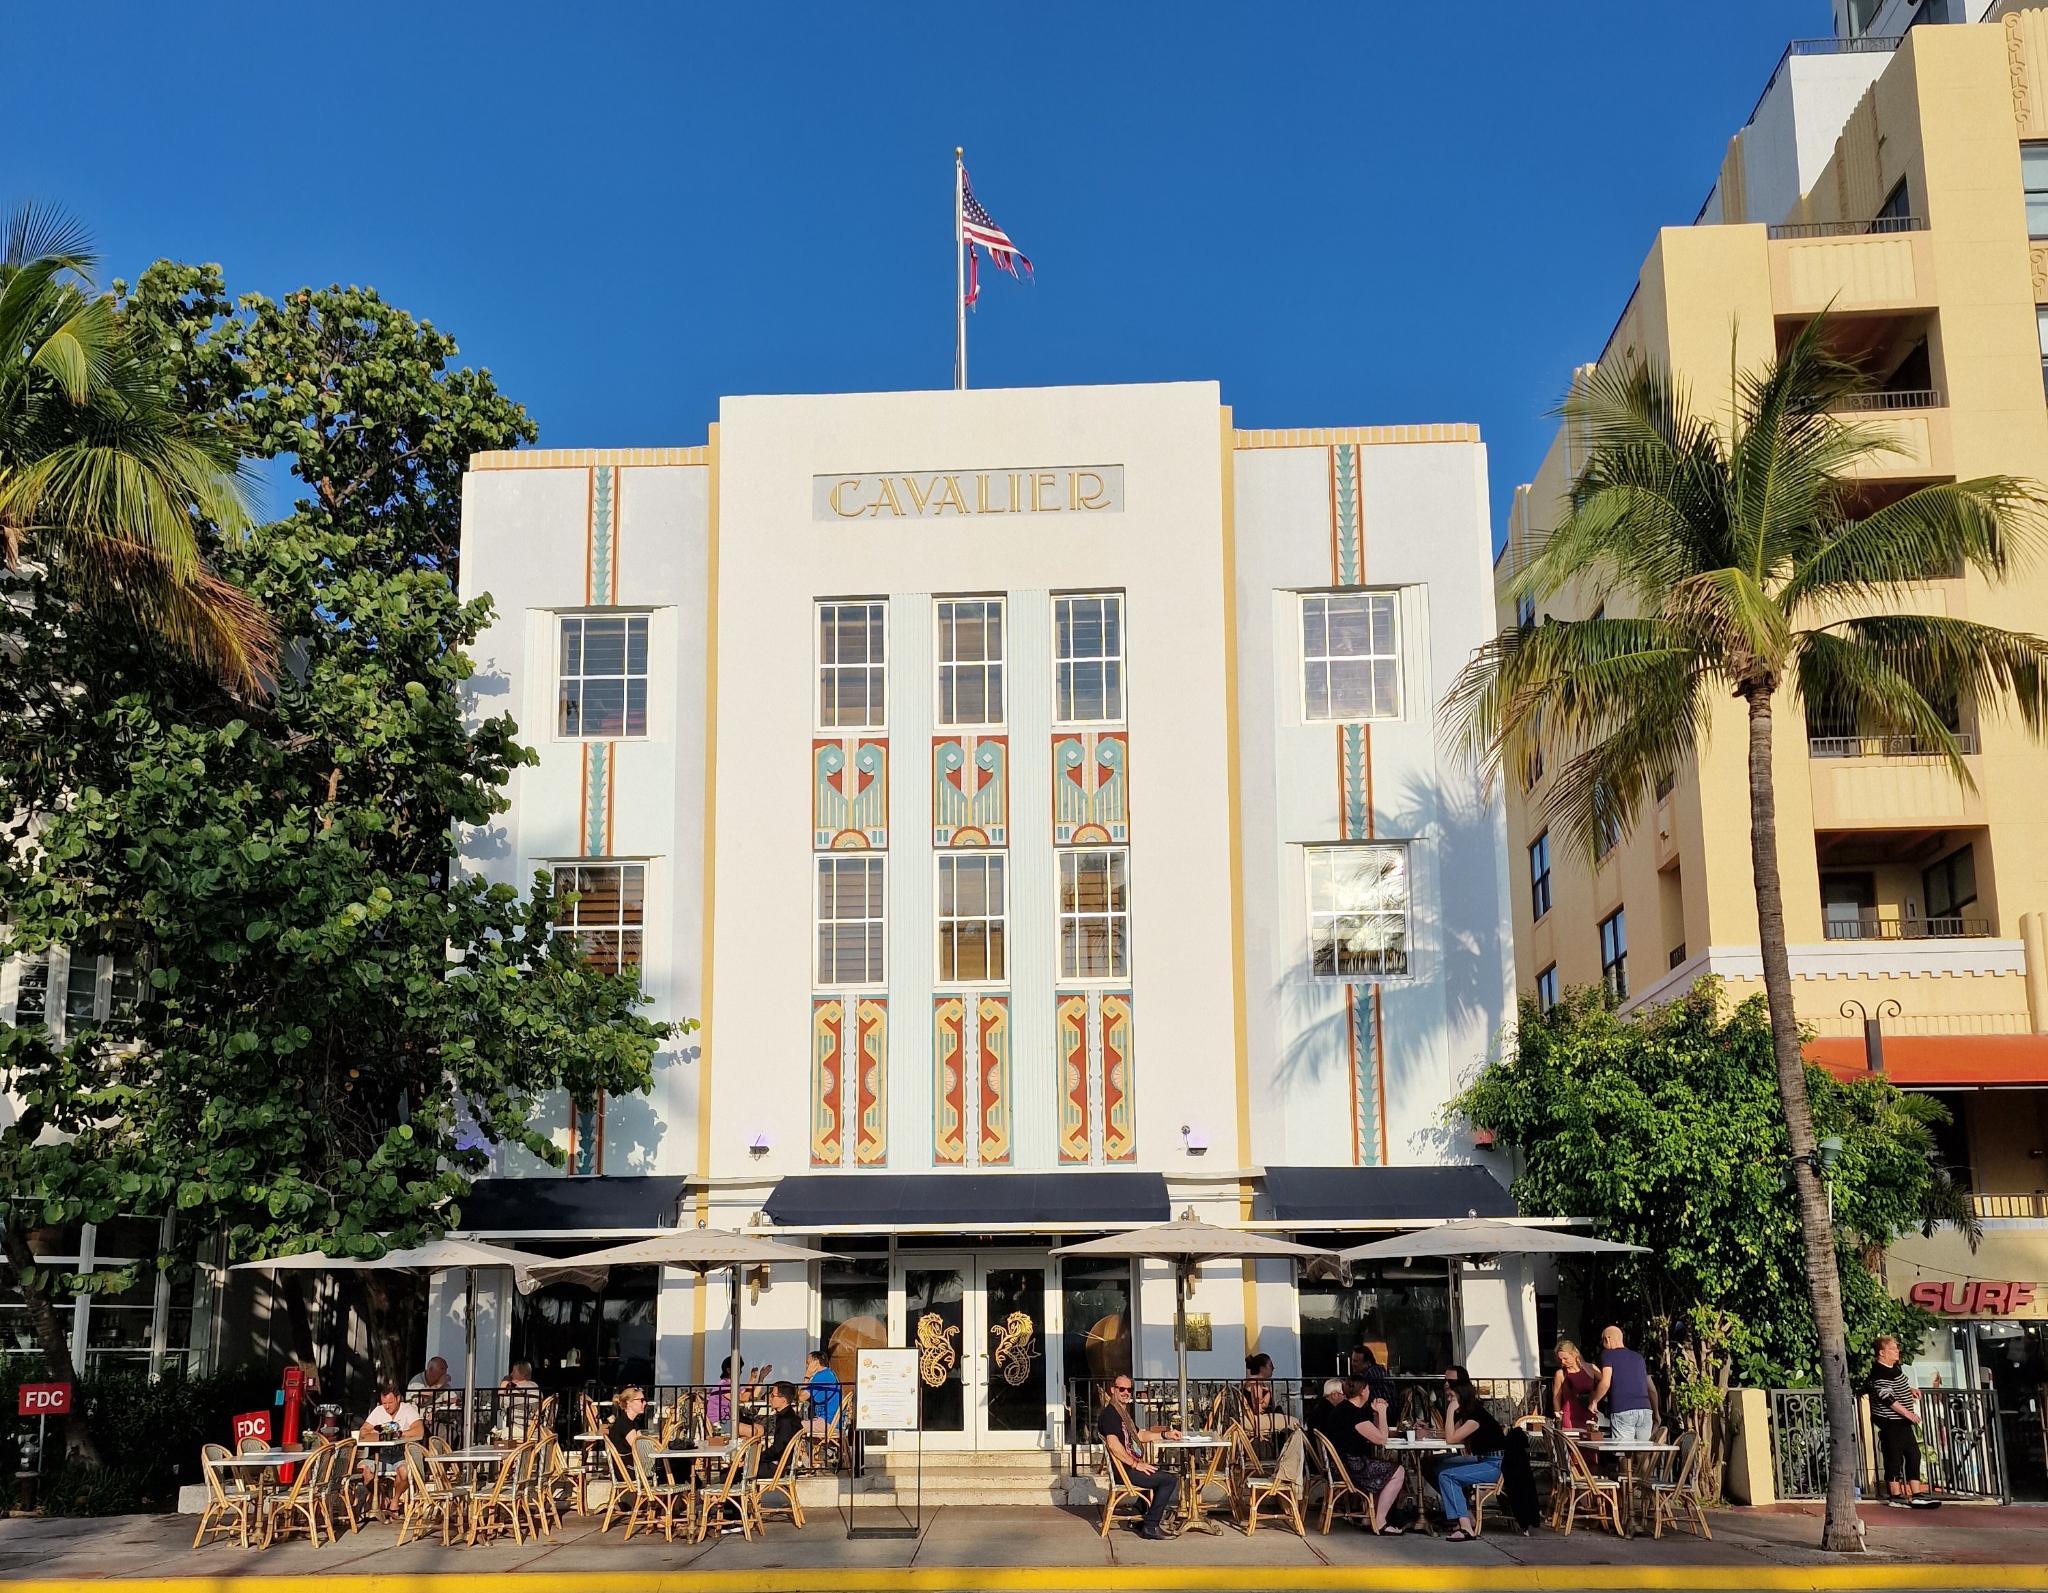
[1807,1033,2048,1087]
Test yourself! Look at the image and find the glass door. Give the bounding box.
[896,1252,1056,1449]
[979,1253,1053,1450]
[902,1261,970,1447]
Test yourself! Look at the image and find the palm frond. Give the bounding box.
[1540,660,1705,862]
[1811,614,2048,735]
[1781,477,2048,615]
[2,201,94,275]
[1664,566,1789,673]
[1793,631,1975,788]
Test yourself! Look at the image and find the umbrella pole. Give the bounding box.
[1447,1259,1462,1370]
[464,1268,478,1445]
[1175,1265,1190,1434]
[728,1265,741,1445]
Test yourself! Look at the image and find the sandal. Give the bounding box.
[1444,1528,1476,1542]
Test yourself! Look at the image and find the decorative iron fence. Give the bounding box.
[1768,1388,1854,1500]
[1831,388,1943,412]
[1821,914,1991,942]
[1767,215,1926,240]
[1767,1388,2007,1502]
[1809,732,1977,759]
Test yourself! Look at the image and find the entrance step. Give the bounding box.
[795,1449,1072,1508]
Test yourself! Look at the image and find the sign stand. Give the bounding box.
[846,1346,921,1540]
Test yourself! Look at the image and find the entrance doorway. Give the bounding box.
[897,1252,1056,1449]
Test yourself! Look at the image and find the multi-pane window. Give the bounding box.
[816,854,886,987]
[2026,144,2048,239]
[12,955,49,1027]
[936,598,1005,726]
[1053,593,1125,724]
[1514,593,1536,630]
[1306,844,1411,979]
[818,600,887,730]
[1301,593,1400,722]
[7,950,141,1040]
[1535,964,1559,1012]
[936,854,1007,983]
[1058,849,1130,981]
[1599,909,1628,1001]
[1529,833,1552,921]
[0,1211,202,1375]
[557,615,649,738]
[551,863,646,976]
[1593,792,1624,861]
[1875,177,1911,229]
[1923,844,1978,921]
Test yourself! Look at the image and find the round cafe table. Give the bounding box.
[1578,1439,1678,1535]
[1380,1436,1456,1533]
[1144,1434,1231,1534]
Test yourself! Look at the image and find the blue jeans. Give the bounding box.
[1436,1453,1502,1524]
[1129,1466,1181,1534]
[1609,1407,1654,1443]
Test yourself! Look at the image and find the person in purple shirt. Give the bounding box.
[1589,1325,1661,1442]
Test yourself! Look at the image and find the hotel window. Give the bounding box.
[1514,593,1536,631]
[11,953,50,1028]
[817,599,887,731]
[1305,844,1411,980]
[1053,593,1125,724]
[936,597,1005,727]
[1923,844,1978,922]
[7,949,142,1041]
[1300,592,1400,722]
[1529,833,1552,921]
[1875,177,1911,230]
[816,854,887,987]
[557,615,649,738]
[1593,790,1624,861]
[1057,848,1130,981]
[2026,145,2048,239]
[550,863,646,977]
[1535,964,1559,1012]
[1599,908,1628,1001]
[936,854,1007,984]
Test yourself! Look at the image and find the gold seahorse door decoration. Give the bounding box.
[993,1311,1036,1387]
[916,1311,960,1387]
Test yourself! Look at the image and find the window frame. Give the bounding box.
[5,947,142,1044]
[549,861,648,980]
[1304,842,1413,983]
[934,852,1009,986]
[816,598,889,733]
[1051,591,1127,727]
[1056,846,1132,984]
[814,853,888,991]
[555,612,651,741]
[1528,833,1553,922]
[1514,593,1536,631]
[2026,143,2048,241]
[1599,908,1628,1002]
[1535,964,1559,1012]
[933,595,1007,730]
[1298,590,1403,725]
[1922,844,1978,922]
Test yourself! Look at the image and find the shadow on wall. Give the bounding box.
[1271,768,1511,1163]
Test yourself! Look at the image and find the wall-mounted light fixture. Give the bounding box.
[1180,1124,1209,1156]
[748,1133,771,1159]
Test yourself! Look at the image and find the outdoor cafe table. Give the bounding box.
[1380,1436,1456,1533]
[1144,1434,1231,1534]
[1578,1439,1678,1536]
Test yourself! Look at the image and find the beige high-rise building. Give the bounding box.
[1495,5,2048,1459]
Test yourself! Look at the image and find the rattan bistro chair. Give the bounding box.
[1649,1430,1712,1540]
[1307,1430,1374,1534]
[1229,1425,1306,1535]
[625,1432,695,1542]
[193,1444,256,1550]
[1550,1422,1624,1536]
[600,1434,645,1534]
[259,1443,333,1548]
[693,1439,762,1543]
[1098,1444,1151,1537]
[749,1433,806,1529]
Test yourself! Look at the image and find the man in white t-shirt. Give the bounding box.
[358,1386,426,1497]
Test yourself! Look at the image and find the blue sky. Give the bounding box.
[18,2,1811,541]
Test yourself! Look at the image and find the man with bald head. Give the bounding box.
[1589,1325,1659,1442]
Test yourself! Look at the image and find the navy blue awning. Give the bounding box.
[454,1175,690,1235]
[763,1172,1170,1232]
[1261,1165,1514,1226]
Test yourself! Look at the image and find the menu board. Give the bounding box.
[855,1347,920,1432]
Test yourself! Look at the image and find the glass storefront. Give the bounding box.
[1060,1256,1132,1387]
[819,1252,888,1390]
[0,1212,206,1375]
[1299,1266,1452,1379]
[509,1256,657,1402]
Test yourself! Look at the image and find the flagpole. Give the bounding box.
[954,146,967,392]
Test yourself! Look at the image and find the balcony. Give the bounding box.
[1810,731,1976,759]
[1972,1192,2048,1221]
[1829,387,1942,413]
[1770,228,1934,316]
[1767,215,1926,241]
[1821,911,1992,942]
[1807,737,1983,829]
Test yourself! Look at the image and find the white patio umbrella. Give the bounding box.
[531,1227,841,1443]
[234,1237,541,1439]
[1338,1218,1647,1367]
[1052,1211,1332,1430]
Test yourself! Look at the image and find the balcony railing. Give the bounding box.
[1768,215,1927,240]
[1822,913,1992,942]
[1973,1192,2048,1221]
[1810,732,1975,758]
[1831,388,1942,412]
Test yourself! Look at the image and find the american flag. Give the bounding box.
[961,168,1031,307]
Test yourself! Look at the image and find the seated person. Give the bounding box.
[761,1381,803,1472]
[1305,1378,1349,1452]
[1097,1375,1181,1540]
[706,1354,769,1439]
[804,1349,842,1440]
[497,1360,540,1435]
[1435,1366,1508,1543]
[357,1385,426,1498]
[606,1384,651,1465]
[1341,1379,1409,1534]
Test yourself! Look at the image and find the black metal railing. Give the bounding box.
[1832,388,1942,412]
[1768,215,1927,240]
[1810,731,1976,758]
[1741,38,1902,132]
[1822,914,1992,942]
[1768,1388,1854,1499]
[1768,1387,2007,1502]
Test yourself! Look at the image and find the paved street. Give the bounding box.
[3,1502,2047,1589]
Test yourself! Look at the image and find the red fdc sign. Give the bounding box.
[1908,1279,2037,1316]
[17,1382,71,1417]
[231,1410,272,1445]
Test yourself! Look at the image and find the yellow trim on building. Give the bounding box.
[468,445,711,470]
[1232,423,1480,449]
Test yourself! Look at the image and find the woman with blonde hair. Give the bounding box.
[1552,1339,1599,1431]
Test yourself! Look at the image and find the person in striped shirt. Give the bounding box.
[1864,1335,1938,1509]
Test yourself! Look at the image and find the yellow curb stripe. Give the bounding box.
[19,1567,2047,1593]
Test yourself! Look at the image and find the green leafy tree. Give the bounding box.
[0,263,673,1461]
[0,206,271,688]
[1455,984,1971,1396]
[1449,319,2046,1549]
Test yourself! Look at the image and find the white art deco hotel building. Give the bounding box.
[446,379,1534,1450]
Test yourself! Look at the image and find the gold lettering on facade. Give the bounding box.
[1072,470,1110,511]
[902,474,939,514]
[868,477,905,517]
[829,479,863,517]
[934,474,968,514]
[1010,473,1026,512]
[813,466,1121,520]
[976,473,994,513]
[1033,471,1059,512]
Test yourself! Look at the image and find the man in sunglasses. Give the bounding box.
[1097,1377,1182,1539]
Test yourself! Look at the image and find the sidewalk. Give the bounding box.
[3,1502,2046,1590]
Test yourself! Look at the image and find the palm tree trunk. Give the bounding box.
[1744,689,1864,1553]
[0,1224,100,1467]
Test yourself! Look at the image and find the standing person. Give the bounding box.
[1097,1375,1182,1540]
[1552,1339,1599,1430]
[1867,1336,1938,1509]
[1434,1366,1507,1543]
[804,1349,842,1441]
[1589,1326,1660,1442]
[1340,1379,1410,1535]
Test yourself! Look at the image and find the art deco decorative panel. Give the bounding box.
[933,996,968,1165]
[1052,730,1129,844]
[1055,992,1092,1164]
[1099,991,1136,1164]
[977,995,1012,1166]
[811,998,845,1167]
[854,998,888,1166]
[1054,989,1135,1164]
[815,737,889,850]
[933,733,1009,846]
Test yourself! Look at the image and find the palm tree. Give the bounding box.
[0,204,272,688]
[1450,316,2048,1552]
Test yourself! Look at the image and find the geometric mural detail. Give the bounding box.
[854,997,888,1167]
[586,464,618,606]
[1100,991,1136,1164]
[1345,985,1387,1168]
[933,733,1008,847]
[569,1096,604,1176]
[1339,723,1372,841]
[1329,443,1363,587]
[933,994,1011,1167]
[1052,730,1129,844]
[811,997,846,1168]
[976,994,1012,1167]
[581,741,614,856]
[815,737,889,850]
[933,996,967,1165]
[1055,992,1092,1164]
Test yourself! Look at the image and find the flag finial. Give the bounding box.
[955,146,964,158]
